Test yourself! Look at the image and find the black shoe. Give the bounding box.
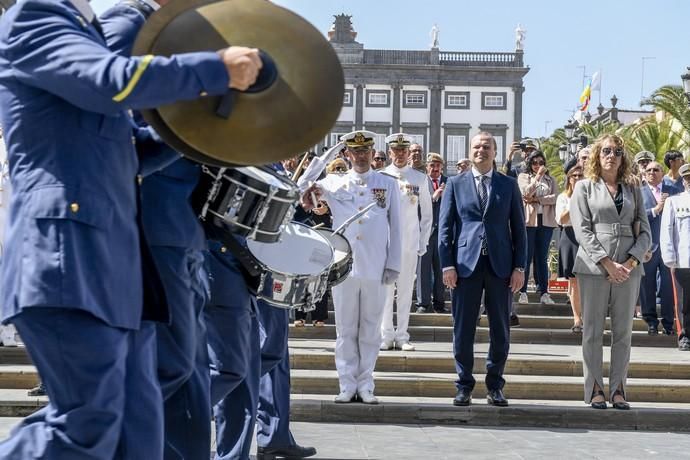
[647,324,659,335]
[662,327,675,336]
[679,337,690,351]
[415,305,430,314]
[611,390,630,410]
[433,304,449,313]
[27,382,46,397]
[590,389,607,410]
[510,314,520,328]
[256,444,317,459]
[487,388,508,407]
[452,388,472,406]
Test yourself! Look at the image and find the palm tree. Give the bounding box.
[624,115,686,160]
[641,85,690,143]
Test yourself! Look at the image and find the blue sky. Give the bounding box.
[92,0,690,138]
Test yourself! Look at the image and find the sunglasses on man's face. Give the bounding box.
[373,157,385,161]
[602,147,624,157]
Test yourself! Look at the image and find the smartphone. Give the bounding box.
[518,143,527,151]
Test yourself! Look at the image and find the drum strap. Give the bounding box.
[210,229,262,293]
[122,0,156,19]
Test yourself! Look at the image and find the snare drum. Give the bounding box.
[247,222,334,310]
[313,228,352,287]
[192,166,298,243]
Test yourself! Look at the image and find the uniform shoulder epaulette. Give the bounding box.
[378,170,399,180]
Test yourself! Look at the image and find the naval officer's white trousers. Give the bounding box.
[381,244,418,344]
[332,276,386,394]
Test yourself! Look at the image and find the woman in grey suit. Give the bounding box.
[570,134,651,410]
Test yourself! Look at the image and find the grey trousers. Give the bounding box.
[578,272,642,403]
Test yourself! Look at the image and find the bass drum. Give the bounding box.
[313,228,352,287]
[247,222,334,311]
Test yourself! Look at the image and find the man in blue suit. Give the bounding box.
[639,161,681,335]
[0,0,261,457]
[439,131,527,407]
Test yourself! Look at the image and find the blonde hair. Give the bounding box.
[326,158,348,174]
[585,134,635,185]
[565,166,583,197]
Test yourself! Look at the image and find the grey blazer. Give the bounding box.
[570,179,651,276]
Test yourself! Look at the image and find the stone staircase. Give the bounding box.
[0,293,688,432]
[286,292,690,431]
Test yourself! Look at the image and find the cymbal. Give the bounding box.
[133,0,344,167]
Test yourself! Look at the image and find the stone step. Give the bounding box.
[289,370,690,403]
[289,324,678,347]
[0,389,47,417]
[289,394,690,432]
[289,350,690,380]
[319,312,649,331]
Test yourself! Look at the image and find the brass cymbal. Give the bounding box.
[133,0,344,166]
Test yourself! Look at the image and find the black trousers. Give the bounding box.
[674,268,690,339]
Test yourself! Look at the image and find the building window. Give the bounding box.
[330,133,347,146]
[445,91,470,110]
[446,135,466,167]
[402,91,428,108]
[481,92,507,110]
[343,90,352,106]
[495,136,504,162]
[373,133,387,152]
[448,95,466,106]
[367,91,389,106]
[409,134,424,148]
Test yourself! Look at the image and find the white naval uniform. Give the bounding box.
[316,169,402,394]
[661,191,690,269]
[381,164,433,344]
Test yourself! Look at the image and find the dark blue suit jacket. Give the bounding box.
[430,174,448,233]
[438,170,527,279]
[641,181,682,245]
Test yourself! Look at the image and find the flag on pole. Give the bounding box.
[579,78,592,111]
[590,71,601,91]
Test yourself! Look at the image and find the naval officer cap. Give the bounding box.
[341,131,376,149]
[385,132,414,149]
[680,163,690,177]
[634,150,655,163]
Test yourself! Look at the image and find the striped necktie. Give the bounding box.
[478,175,488,214]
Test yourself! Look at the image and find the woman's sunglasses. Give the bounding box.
[602,147,624,157]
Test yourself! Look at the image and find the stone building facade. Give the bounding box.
[326,14,530,172]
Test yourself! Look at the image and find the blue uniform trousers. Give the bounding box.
[452,256,511,392]
[206,280,260,460]
[640,248,675,331]
[256,300,295,449]
[152,247,211,460]
[0,308,162,459]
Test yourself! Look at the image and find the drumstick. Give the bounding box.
[333,202,377,235]
[291,152,311,182]
[312,223,325,229]
[310,191,319,209]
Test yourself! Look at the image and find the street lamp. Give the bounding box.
[564,119,577,139]
[569,136,580,156]
[682,67,690,104]
[558,144,569,163]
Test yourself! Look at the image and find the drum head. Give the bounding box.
[247,222,333,275]
[237,166,295,191]
[314,229,351,264]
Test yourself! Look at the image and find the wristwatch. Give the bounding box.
[629,256,639,268]
[514,267,525,273]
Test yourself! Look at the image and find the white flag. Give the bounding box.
[590,71,601,91]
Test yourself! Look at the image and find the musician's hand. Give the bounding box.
[300,184,321,211]
[443,268,457,290]
[219,46,263,91]
[382,268,399,285]
[312,202,329,216]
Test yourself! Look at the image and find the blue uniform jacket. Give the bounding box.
[438,170,527,279]
[0,0,228,329]
[100,2,205,250]
[641,181,682,245]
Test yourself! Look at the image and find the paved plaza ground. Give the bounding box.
[1,418,688,459]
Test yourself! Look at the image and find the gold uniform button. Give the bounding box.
[137,174,143,185]
[358,206,363,211]
[131,136,136,145]
[356,235,362,240]
[220,246,227,253]
[358,220,363,224]
[70,202,79,213]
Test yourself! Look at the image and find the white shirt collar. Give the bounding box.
[351,169,373,181]
[471,167,493,181]
[69,0,95,22]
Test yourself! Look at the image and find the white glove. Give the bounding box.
[382,268,399,285]
[417,246,427,257]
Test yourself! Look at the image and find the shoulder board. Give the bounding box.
[378,171,399,180]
